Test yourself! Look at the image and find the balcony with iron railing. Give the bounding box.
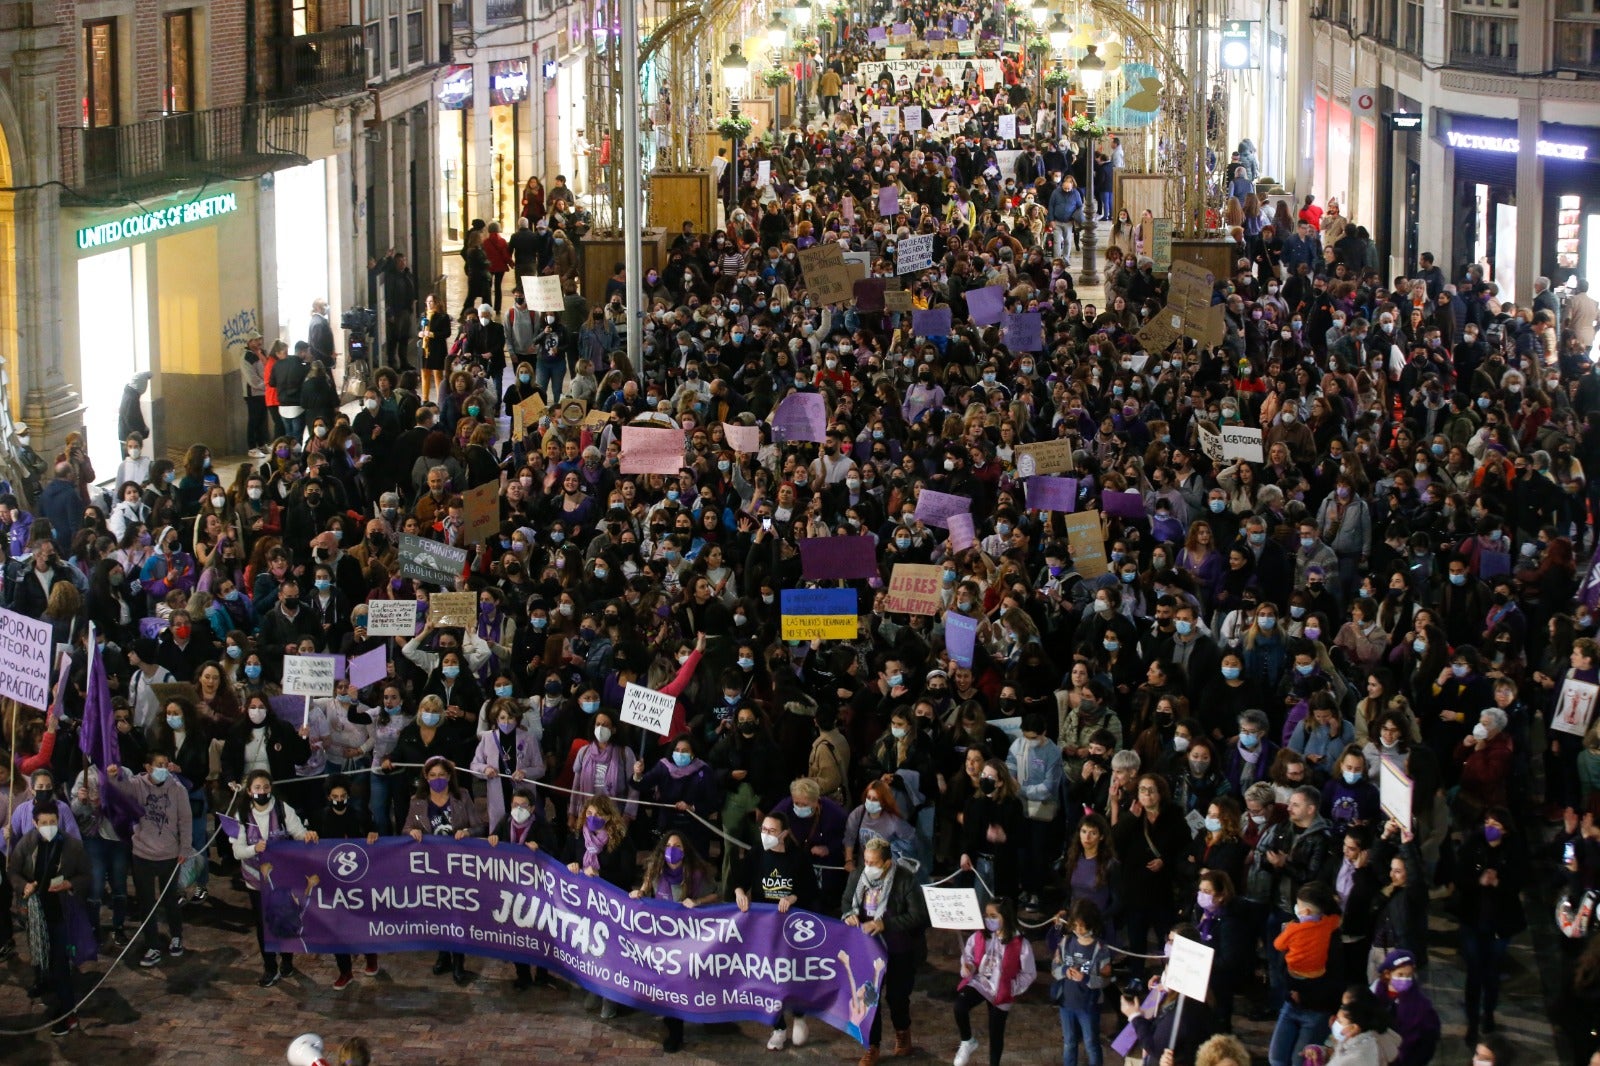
[267,25,367,99]
[60,101,310,201]
[486,0,523,21]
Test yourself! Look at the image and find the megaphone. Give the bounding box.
[288,1033,329,1066]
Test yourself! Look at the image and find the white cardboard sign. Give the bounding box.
[365,599,419,637]
[1162,936,1214,1002]
[1378,756,1413,827]
[621,681,677,736]
[281,654,338,697]
[1220,425,1265,463]
[921,886,984,929]
[1553,679,1600,737]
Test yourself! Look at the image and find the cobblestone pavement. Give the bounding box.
[0,871,1561,1066]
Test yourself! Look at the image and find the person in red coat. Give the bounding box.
[483,220,513,312]
[1456,707,1514,811]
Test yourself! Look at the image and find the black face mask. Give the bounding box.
[738,721,758,736]
[978,777,996,794]
[330,799,348,811]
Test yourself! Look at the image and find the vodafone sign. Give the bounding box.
[1352,87,1377,118]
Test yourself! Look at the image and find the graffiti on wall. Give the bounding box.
[222,308,261,350]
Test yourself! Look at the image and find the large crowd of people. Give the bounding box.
[6,2,1600,1064]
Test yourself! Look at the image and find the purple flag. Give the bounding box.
[945,612,979,668]
[80,638,143,835]
[966,284,1006,326]
[800,535,880,580]
[911,307,952,336]
[1025,476,1078,513]
[263,839,888,1044]
[771,392,828,443]
[877,186,900,216]
[1101,490,1146,519]
[1002,312,1044,352]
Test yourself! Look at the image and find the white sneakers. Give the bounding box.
[790,1017,809,1046]
[953,1038,980,1066]
[767,1029,789,1051]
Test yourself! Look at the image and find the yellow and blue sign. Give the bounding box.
[780,589,859,641]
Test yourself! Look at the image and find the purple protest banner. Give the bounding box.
[892,21,912,34]
[966,284,1006,326]
[261,839,886,1043]
[877,186,900,216]
[1024,476,1078,513]
[1101,490,1146,519]
[914,488,971,528]
[1002,312,1044,352]
[947,512,976,551]
[911,307,952,336]
[945,612,979,668]
[867,24,887,41]
[800,535,880,580]
[771,391,828,443]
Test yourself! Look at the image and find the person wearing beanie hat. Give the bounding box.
[1372,949,1440,1065]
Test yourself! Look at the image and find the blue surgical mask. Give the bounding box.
[1451,663,1468,678]
[245,664,262,680]
[672,751,694,767]
[494,684,515,698]
[1203,816,1222,833]
[1248,531,1266,546]
[166,714,185,731]
[1342,770,1363,785]
[1222,666,1241,680]
[1412,638,1427,654]
[420,711,443,727]
[1209,499,1227,513]
[1175,620,1193,635]
[887,673,903,688]
[1296,662,1315,676]
[1449,573,1466,586]
[150,767,170,784]
[1258,616,1276,630]
[530,617,549,630]
[1240,732,1260,749]
[442,665,460,679]
[581,699,601,714]
[315,579,331,591]
[226,645,243,660]
[864,799,883,815]
[792,804,814,819]
[738,657,755,670]
[519,373,531,384]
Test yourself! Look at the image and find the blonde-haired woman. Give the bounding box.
[568,792,635,1017]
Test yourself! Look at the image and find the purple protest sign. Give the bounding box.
[914,488,971,528]
[877,186,900,216]
[966,284,1006,326]
[771,391,828,443]
[868,24,887,41]
[1479,549,1511,580]
[952,15,969,34]
[892,21,912,34]
[1025,476,1078,513]
[348,645,387,690]
[261,839,886,1043]
[1002,312,1044,352]
[800,535,880,580]
[1101,490,1146,519]
[854,278,887,311]
[911,307,952,336]
[948,513,976,552]
[945,612,979,668]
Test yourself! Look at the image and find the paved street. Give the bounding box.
[0,872,1562,1066]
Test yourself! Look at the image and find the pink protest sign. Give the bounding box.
[619,426,687,475]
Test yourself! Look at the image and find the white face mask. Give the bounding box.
[510,806,533,825]
[248,706,268,725]
[760,831,782,851]
[37,824,59,842]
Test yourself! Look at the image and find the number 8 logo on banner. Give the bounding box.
[784,912,827,951]
[327,844,370,884]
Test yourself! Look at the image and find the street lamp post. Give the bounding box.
[793,0,813,130]
[767,14,789,127]
[1076,43,1104,286]
[1030,0,1050,103]
[1047,13,1071,140]
[722,44,749,216]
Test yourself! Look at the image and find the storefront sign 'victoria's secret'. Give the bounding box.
[1445,130,1589,161]
[76,193,239,250]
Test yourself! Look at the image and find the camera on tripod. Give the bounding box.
[341,307,379,334]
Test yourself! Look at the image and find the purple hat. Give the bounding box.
[1378,949,1415,971]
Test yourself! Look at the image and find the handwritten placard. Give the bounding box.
[620,426,687,475]
[527,275,564,313]
[921,886,984,929]
[427,591,479,629]
[281,654,338,698]
[365,599,417,637]
[1220,426,1265,463]
[1063,510,1107,578]
[1015,439,1075,477]
[723,423,761,453]
[1378,757,1413,826]
[884,563,944,616]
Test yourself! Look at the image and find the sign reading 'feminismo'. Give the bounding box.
[76,193,239,250]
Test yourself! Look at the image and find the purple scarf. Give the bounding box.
[663,756,706,780]
[581,825,608,871]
